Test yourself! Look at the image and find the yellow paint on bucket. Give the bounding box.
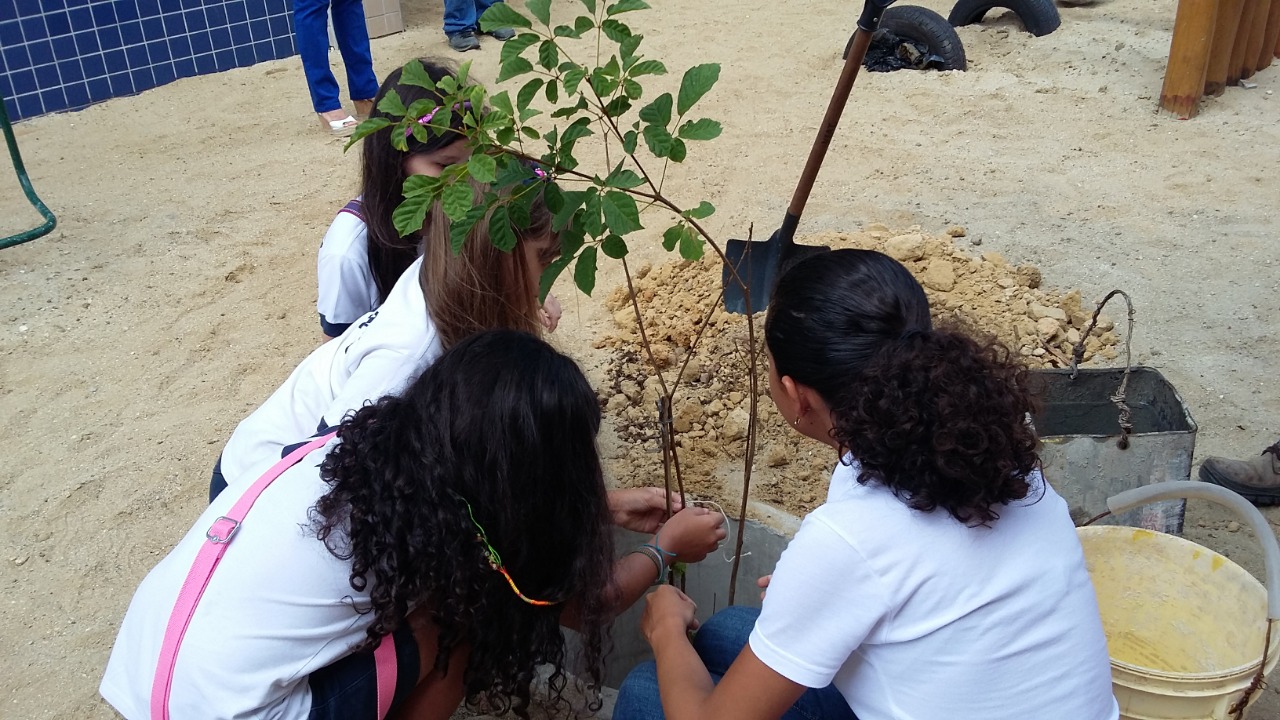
[1079,526,1278,719]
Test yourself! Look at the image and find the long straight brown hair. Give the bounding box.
[420,180,553,349]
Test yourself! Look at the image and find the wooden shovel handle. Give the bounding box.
[787,25,879,220]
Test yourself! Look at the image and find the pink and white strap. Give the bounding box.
[150,431,398,719]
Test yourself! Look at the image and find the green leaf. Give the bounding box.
[508,190,534,228]
[521,126,542,139]
[538,40,559,70]
[489,205,518,252]
[400,59,437,91]
[402,173,443,197]
[638,93,672,126]
[377,89,406,117]
[562,66,586,96]
[527,0,552,25]
[343,117,393,151]
[668,137,687,162]
[623,79,643,100]
[582,192,604,237]
[517,78,544,111]
[450,204,488,253]
[497,57,535,83]
[539,254,573,302]
[579,0,597,13]
[621,130,638,154]
[545,79,559,103]
[479,3,533,30]
[456,61,471,87]
[560,212,587,255]
[467,153,497,183]
[628,59,666,78]
[606,0,650,14]
[662,224,682,252]
[601,234,629,258]
[550,105,579,119]
[642,124,674,157]
[603,95,632,117]
[543,182,565,214]
[620,34,642,66]
[553,23,581,38]
[605,165,645,189]
[496,126,516,144]
[679,227,704,260]
[442,181,474,222]
[489,90,515,117]
[559,117,594,152]
[600,18,631,42]
[574,15,595,34]
[574,246,598,295]
[393,195,432,238]
[683,201,715,219]
[601,191,643,234]
[678,118,722,141]
[552,190,589,231]
[677,63,720,116]
[518,107,542,122]
[501,32,540,64]
[590,56,621,96]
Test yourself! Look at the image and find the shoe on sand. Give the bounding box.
[448,30,480,52]
[318,111,358,136]
[353,99,375,120]
[1198,440,1280,506]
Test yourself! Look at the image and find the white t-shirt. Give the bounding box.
[749,460,1119,720]
[220,256,441,487]
[101,438,371,719]
[316,198,380,330]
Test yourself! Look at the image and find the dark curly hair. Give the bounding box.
[765,249,1042,526]
[310,330,615,716]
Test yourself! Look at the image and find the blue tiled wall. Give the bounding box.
[0,1,297,121]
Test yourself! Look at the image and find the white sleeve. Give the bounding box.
[316,215,375,327]
[748,512,894,689]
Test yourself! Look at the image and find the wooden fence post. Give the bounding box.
[1259,0,1280,69]
[1228,0,1260,82]
[1206,0,1248,94]
[1161,0,1220,117]
[1241,0,1274,78]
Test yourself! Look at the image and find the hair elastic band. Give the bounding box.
[455,493,561,607]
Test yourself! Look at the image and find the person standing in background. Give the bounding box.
[444,0,515,52]
[294,0,380,135]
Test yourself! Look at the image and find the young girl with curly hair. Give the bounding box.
[102,330,720,720]
[615,249,1119,720]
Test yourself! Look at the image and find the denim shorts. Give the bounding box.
[308,624,421,720]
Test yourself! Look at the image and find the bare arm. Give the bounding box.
[642,585,808,720]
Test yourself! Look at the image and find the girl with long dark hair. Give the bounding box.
[103,331,719,719]
[614,249,1119,720]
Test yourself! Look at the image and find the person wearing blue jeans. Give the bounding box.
[293,0,380,135]
[444,0,515,52]
[614,606,858,720]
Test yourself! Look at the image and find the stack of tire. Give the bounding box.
[848,0,1060,73]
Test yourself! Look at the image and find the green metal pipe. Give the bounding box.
[1,99,57,250]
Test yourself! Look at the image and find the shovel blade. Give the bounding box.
[721,233,830,315]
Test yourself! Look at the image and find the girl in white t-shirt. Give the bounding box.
[102,330,724,720]
[316,57,474,339]
[615,249,1120,720]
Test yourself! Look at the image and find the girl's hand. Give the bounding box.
[608,487,684,533]
[540,293,562,332]
[654,507,726,564]
[642,584,699,645]
[757,574,772,601]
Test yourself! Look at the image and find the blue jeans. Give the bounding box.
[443,0,503,35]
[293,0,380,113]
[614,607,859,720]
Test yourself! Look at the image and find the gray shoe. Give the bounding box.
[1198,440,1280,506]
[483,27,515,41]
[447,30,480,52]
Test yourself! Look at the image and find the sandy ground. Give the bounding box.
[1,0,1278,716]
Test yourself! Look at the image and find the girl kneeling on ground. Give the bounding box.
[614,249,1119,720]
[102,330,716,720]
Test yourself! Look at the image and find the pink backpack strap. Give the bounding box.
[151,432,339,720]
[374,634,398,716]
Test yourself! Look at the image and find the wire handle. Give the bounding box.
[1069,289,1136,450]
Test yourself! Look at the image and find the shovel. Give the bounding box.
[722,0,897,314]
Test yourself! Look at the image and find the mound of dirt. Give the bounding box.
[596,225,1120,521]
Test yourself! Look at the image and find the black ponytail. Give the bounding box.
[765,249,1041,526]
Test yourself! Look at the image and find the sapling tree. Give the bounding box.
[348,0,762,601]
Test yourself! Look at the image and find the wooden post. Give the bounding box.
[1161,0,1220,117]
[1241,0,1274,77]
[1206,0,1248,94]
[1259,0,1280,69]
[1228,0,1260,82]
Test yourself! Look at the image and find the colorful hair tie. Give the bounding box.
[456,493,561,607]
